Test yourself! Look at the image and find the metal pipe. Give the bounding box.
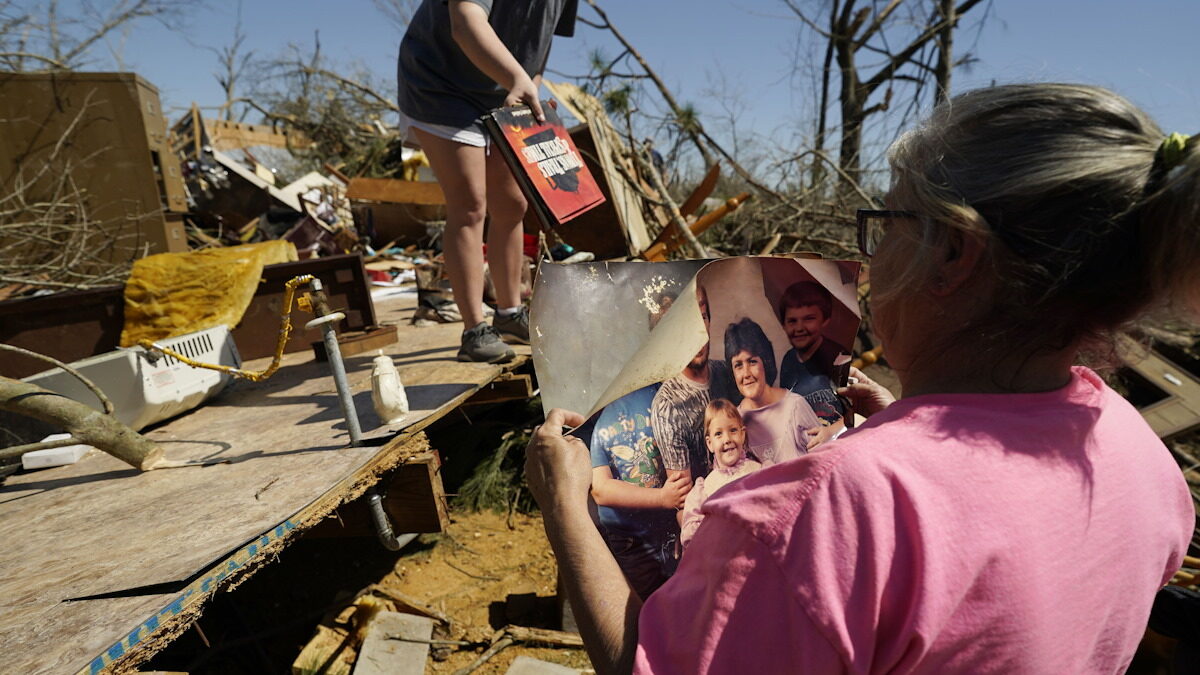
[305,278,363,446]
[366,486,419,551]
[321,318,362,446]
[304,278,401,549]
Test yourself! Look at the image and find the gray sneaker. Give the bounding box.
[493,306,530,345]
[458,323,515,363]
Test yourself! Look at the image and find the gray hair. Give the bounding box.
[883,83,1200,356]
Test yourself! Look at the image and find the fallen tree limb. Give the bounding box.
[450,624,584,675]
[0,377,163,470]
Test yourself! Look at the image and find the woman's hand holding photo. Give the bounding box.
[837,366,896,419]
[525,408,590,513]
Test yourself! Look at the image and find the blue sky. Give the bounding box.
[106,0,1196,173]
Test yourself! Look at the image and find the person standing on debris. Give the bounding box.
[526,83,1198,673]
[397,0,577,362]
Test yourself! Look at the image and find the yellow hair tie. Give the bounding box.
[1158,132,1192,170]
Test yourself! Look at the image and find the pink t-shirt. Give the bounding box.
[635,367,1192,674]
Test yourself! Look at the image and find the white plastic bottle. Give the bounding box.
[370,353,409,424]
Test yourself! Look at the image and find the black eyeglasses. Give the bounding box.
[856,209,918,257]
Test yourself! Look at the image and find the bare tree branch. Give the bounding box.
[582,0,716,167]
[0,50,65,68]
[853,0,904,47]
[862,0,985,93]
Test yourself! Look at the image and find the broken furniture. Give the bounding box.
[0,71,189,263]
[169,104,311,232]
[0,253,380,379]
[347,176,448,250]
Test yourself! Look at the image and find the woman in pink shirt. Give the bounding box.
[525,83,1199,674]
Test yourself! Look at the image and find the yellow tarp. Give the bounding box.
[120,241,298,347]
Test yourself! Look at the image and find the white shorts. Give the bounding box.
[398,109,487,148]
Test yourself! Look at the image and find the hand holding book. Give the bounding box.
[481,101,606,232]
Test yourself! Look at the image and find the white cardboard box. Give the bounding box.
[21,433,94,470]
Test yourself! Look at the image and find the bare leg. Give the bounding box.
[412,127,488,328]
[485,144,528,310]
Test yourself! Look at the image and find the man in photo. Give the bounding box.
[776,281,851,420]
[650,285,738,486]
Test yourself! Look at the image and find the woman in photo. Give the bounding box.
[723,317,833,465]
[679,399,761,549]
[526,83,1197,673]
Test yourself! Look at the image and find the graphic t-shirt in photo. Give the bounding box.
[779,338,850,420]
[590,384,675,536]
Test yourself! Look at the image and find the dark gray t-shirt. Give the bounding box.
[397,0,577,128]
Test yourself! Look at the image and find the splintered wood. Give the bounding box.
[0,292,530,675]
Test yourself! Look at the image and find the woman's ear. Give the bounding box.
[930,228,986,297]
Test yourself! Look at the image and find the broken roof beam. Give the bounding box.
[542,80,653,256]
[206,118,312,151]
[346,177,446,206]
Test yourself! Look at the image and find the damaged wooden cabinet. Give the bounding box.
[0,72,189,264]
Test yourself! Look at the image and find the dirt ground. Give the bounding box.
[382,509,592,673]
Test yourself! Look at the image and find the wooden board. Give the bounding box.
[0,72,188,265]
[206,118,311,151]
[1121,335,1200,439]
[312,325,400,362]
[306,453,450,539]
[506,656,581,675]
[352,612,433,675]
[346,178,446,206]
[463,372,536,407]
[0,291,530,675]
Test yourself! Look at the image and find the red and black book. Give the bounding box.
[481,102,606,231]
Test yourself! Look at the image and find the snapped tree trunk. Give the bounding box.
[934,0,955,104]
[810,0,839,190]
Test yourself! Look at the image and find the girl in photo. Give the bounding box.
[679,399,762,549]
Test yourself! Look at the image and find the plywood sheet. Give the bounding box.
[0,291,530,675]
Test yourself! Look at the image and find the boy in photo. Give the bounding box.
[588,290,688,599]
[589,383,688,599]
[776,281,851,421]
